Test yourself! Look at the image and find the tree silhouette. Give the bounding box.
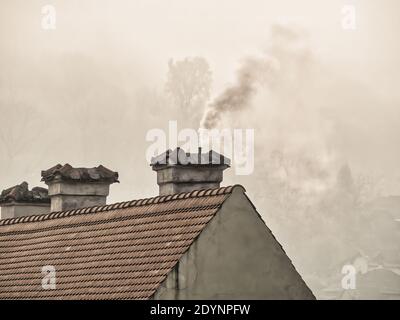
[165,57,212,127]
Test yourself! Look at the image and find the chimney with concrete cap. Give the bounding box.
[150,148,230,196]
[0,182,50,219]
[41,164,119,212]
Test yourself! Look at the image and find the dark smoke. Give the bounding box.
[200,23,311,129]
[200,56,278,129]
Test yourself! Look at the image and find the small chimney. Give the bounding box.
[151,148,230,196]
[41,164,119,212]
[0,182,50,219]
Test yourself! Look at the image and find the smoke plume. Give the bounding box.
[200,23,311,129]
[200,56,279,129]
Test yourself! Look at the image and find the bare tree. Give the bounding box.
[0,94,48,185]
[165,57,212,127]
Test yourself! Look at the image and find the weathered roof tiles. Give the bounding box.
[0,182,49,204]
[150,148,231,166]
[41,164,119,183]
[0,185,243,299]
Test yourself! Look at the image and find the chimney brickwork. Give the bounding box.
[41,164,119,212]
[151,148,230,196]
[0,182,50,219]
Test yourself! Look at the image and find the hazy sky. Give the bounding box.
[1,0,400,202]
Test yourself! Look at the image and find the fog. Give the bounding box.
[1,0,400,298]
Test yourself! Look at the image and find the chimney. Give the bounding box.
[0,182,50,219]
[41,164,119,212]
[151,148,230,195]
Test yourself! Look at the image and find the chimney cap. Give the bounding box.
[150,148,231,168]
[41,164,119,184]
[0,182,50,204]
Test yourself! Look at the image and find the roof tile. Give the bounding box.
[0,185,242,299]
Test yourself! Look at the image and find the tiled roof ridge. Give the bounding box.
[0,185,245,227]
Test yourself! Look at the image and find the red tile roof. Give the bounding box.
[0,185,242,299]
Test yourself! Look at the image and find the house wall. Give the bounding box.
[153,187,315,300]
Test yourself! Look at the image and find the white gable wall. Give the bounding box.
[153,186,315,299]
